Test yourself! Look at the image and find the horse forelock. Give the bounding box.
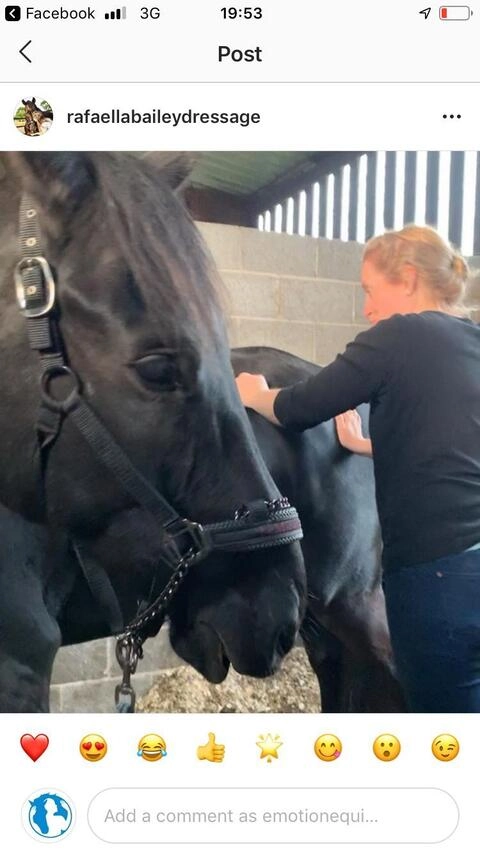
[85,153,227,346]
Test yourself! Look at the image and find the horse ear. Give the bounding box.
[141,152,194,193]
[22,99,27,105]
[32,97,36,105]
[6,153,96,216]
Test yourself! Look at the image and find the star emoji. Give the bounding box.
[256,733,283,762]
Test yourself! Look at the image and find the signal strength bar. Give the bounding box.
[105,6,126,19]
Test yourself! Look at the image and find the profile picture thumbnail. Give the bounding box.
[14,97,54,137]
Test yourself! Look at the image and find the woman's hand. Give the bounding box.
[235,372,270,408]
[335,410,373,457]
[235,372,281,425]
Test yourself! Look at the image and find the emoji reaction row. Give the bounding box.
[19,732,461,763]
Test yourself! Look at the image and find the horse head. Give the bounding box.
[22,97,37,115]
[0,153,306,698]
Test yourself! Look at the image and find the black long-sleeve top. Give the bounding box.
[274,311,480,571]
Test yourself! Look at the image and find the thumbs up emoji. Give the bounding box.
[197,732,225,763]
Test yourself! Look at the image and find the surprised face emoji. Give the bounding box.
[137,734,167,762]
[372,734,401,762]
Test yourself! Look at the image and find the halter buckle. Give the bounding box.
[164,518,210,566]
[14,255,56,317]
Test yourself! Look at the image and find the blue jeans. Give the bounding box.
[383,549,480,712]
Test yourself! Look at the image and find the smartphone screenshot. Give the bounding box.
[0,1,479,851]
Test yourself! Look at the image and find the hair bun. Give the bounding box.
[452,253,468,281]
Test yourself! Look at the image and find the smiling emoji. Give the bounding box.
[137,734,167,762]
[314,734,342,762]
[79,734,107,762]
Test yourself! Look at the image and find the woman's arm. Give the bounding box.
[235,318,397,431]
[335,410,373,457]
[235,374,373,456]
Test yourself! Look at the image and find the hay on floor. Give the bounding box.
[138,646,320,713]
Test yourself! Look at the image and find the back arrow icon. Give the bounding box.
[19,40,32,63]
[419,7,431,18]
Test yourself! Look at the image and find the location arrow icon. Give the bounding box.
[419,7,431,18]
[19,40,32,63]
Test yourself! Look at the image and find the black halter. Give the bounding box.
[14,195,303,711]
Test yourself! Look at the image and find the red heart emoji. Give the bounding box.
[82,742,92,751]
[95,742,104,751]
[20,733,49,762]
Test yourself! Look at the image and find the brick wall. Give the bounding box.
[197,223,368,365]
[51,225,479,711]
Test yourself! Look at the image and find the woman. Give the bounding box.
[236,225,480,713]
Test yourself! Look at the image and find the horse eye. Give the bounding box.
[132,353,180,389]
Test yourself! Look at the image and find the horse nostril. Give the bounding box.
[276,621,297,657]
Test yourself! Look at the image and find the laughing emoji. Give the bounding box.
[137,734,167,762]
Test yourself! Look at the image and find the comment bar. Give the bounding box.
[88,787,459,844]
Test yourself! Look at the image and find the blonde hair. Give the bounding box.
[363,225,470,314]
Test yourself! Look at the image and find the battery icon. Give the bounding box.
[439,6,472,18]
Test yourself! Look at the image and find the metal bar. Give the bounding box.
[384,151,396,230]
[403,151,417,224]
[305,185,314,237]
[318,175,328,238]
[448,151,465,247]
[348,158,359,241]
[365,152,377,240]
[292,191,301,235]
[425,151,440,226]
[333,170,343,239]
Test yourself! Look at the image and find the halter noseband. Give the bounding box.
[14,195,303,711]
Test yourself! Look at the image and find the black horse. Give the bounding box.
[232,347,406,712]
[0,152,306,712]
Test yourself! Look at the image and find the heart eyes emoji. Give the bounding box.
[79,734,108,762]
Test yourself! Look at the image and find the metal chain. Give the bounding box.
[117,560,190,643]
[114,555,192,712]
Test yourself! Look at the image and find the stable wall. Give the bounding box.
[198,223,368,364]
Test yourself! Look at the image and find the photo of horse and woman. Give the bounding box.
[14,98,54,137]
[0,151,478,715]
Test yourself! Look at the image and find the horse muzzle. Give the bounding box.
[169,568,303,683]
